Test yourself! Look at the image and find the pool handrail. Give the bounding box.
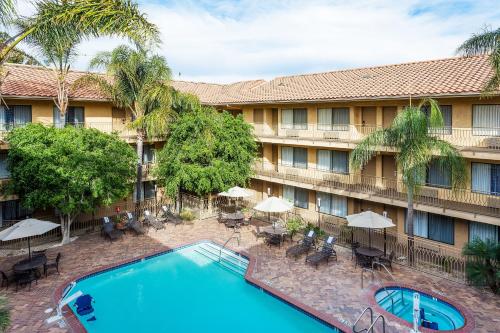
[352,307,374,333]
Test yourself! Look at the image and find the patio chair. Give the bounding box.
[143,210,165,231]
[265,234,282,247]
[44,253,61,277]
[378,250,395,271]
[354,250,372,269]
[351,241,360,260]
[285,230,316,260]
[217,211,229,224]
[253,226,266,240]
[161,206,183,226]
[102,216,123,242]
[0,270,15,289]
[14,271,37,292]
[305,236,337,268]
[125,212,147,235]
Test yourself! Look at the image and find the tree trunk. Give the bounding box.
[135,130,144,210]
[60,214,73,245]
[407,186,415,266]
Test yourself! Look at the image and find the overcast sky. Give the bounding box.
[15,0,500,83]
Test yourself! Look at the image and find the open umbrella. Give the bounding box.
[346,211,395,249]
[218,186,252,198]
[253,196,293,213]
[0,218,60,259]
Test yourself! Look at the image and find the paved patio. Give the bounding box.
[0,218,499,333]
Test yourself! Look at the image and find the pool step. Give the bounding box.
[195,243,248,276]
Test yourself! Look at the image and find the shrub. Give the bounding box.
[179,209,195,221]
[286,216,305,238]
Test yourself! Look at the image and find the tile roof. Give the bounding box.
[1,55,496,104]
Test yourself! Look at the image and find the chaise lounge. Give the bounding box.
[161,206,183,226]
[125,212,147,235]
[285,230,316,260]
[102,217,123,242]
[144,210,165,231]
[305,236,337,268]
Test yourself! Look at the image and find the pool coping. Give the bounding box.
[53,239,352,333]
[367,283,475,333]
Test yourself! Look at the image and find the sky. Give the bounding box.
[14,0,500,83]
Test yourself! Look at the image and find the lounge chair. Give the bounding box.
[305,236,337,268]
[125,212,147,235]
[44,253,61,277]
[74,294,94,316]
[265,234,282,247]
[144,210,165,231]
[161,206,183,226]
[102,217,123,242]
[286,230,316,260]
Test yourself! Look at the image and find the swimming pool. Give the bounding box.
[63,241,343,332]
[375,286,465,331]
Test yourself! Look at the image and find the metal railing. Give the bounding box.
[252,123,500,150]
[353,307,386,333]
[252,162,500,218]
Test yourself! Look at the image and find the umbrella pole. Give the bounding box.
[369,229,372,249]
[384,229,387,256]
[28,237,31,260]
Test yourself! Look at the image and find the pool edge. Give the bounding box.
[367,283,476,333]
[53,239,351,333]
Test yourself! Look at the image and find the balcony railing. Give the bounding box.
[141,162,156,179]
[252,162,500,218]
[252,123,500,151]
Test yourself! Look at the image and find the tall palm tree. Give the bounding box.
[350,99,467,264]
[0,0,159,64]
[0,32,40,65]
[457,27,500,95]
[77,45,174,202]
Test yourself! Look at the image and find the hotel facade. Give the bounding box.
[0,54,499,252]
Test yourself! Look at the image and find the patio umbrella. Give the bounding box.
[218,186,252,198]
[346,211,395,249]
[253,196,293,213]
[0,218,60,259]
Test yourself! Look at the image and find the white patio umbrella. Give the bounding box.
[218,186,252,198]
[346,211,395,249]
[253,196,293,213]
[0,218,60,259]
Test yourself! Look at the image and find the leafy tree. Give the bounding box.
[0,0,159,64]
[457,27,500,95]
[463,238,500,294]
[350,99,467,264]
[77,45,173,202]
[155,106,257,198]
[6,124,136,244]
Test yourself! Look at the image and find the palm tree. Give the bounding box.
[457,27,500,95]
[350,99,467,264]
[0,0,159,64]
[0,32,40,65]
[462,238,500,294]
[77,45,174,202]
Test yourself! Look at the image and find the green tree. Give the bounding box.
[0,0,159,64]
[6,123,136,244]
[155,106,257,198]
[350,99,467,263]
[457,27,500,95]
[0,32,40,65]
[463,238,500,294]
[77,45,173,202]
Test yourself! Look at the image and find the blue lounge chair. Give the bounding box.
[74,294,94,316]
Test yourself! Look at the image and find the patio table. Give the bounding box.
[13,255,47,273]
[262,226,288,244]
[356,247,384,258]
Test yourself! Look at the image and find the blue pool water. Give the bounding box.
[65,242,341,333]
[375,287,465,331]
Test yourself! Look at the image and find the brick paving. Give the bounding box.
[1,219,499,333]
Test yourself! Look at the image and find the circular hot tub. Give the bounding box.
[375,286,466,331]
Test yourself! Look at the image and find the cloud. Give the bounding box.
[14,0,500,83]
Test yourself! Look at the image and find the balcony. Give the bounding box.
[252,123,500,153]
[252,162,500,223]
[141,163,156,179]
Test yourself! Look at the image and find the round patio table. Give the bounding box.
[356,247,384,258]
[13,255,47,273]
[225,212,244,221]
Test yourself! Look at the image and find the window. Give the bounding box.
[0,153,9,179]
[283,185,308,209]
[253,109,264,123]
[471,163,499,196]
[405,211,454,244]
[317,192,347,217]
[53,106,85,127]
[0,200,32,226]
[472,105,500,136]
[317,150,348,173]
[143,181,156,200]
[422,105,452,134]
[281,108,307,129]
[0,105,32,130]
[317,108,349,131]
[469,222,499,243]
[281,147,307,168]
[426,159,451,188]
[143,145,156,164]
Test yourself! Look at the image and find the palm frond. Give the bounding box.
[457,27,499,56]
[428,138,468,189]
[0,0,16,27]
[350,129,390,171]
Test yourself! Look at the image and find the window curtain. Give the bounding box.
[293,148,308,168]
[13,105,31,126]
[410,210,428,238]
[143,145,156,163]
[317,108,332,131]
[472,163,492,194]
[72,107,85,125]
[331,151,348,173]
[143,181,156,199]
[1,200,17,221]
[427,159,451,188]
[317,192,331,214]
[428,213,454,244]
[332,108,349,131]
[53,106,64,128]
[0,106,5,131]
[295,188,308,208]
[492,164,500,195]
[469,222,498,243]
[330,194,347,217]
[317,150,331,171]
[0,154,9,179]
[283,185,295,204]
[282,109,293,129]
[423,105,452,135]
[473,105,500,136]
[281,147,294,166]
[294,109,307,130]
